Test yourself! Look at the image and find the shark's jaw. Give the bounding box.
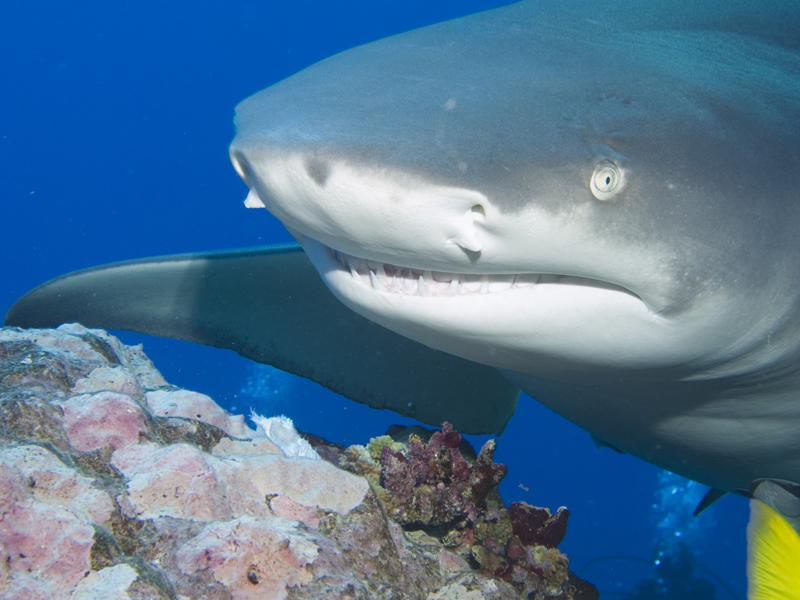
[298,236,689,376]
[326,244,639,300]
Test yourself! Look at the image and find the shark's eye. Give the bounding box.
[590,160,623,201]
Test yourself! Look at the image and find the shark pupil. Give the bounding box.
[590,160,623,200]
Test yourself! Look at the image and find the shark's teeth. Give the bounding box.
[460,274,482,293]
[332,247,578,298]
[448,279,459,295]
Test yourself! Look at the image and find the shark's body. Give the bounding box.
[6,0,800,506]
[228,0,800,496]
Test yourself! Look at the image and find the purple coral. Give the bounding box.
[372,422,598,599]
[378,422,506,527]
[507,502,570,549]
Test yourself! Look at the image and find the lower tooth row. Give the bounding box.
[335,250,543,296]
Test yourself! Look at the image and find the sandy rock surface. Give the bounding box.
[0,324,597,599]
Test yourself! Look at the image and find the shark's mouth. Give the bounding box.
[328,246,640,300]
[303,238,660,375]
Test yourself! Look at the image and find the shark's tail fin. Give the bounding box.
[747,498,800,599]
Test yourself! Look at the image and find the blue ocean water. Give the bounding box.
[0,1,748,597]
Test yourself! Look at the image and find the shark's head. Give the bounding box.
[230,1,800,395]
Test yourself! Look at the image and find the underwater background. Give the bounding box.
[0,0,748,597]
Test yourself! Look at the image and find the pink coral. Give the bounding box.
[147,389,254,437]
[58,391,148,451]
[112,442,231,521]
[0,501,94,597]
[176,515,317,600]
[1,445,114,524]
[270,494,321,528]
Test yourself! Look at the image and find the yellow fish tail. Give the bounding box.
[747,499,800,599]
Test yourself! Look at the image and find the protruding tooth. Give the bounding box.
[370,270,382,290]
[417,275,427,296]
[480,276,489,294]
[349,264,359,278]
[448,279,459,295]
[377,263,387,278]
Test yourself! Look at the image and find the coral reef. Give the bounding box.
[342,423,591,599]
[0,324,597,599]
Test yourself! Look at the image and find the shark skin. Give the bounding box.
[5,0,800,499]
[227,0,800,497]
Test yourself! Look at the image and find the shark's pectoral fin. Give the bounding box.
[3,244,519,435]
[589,433,626,454]
[747,478,800,521]
[693,487,726,517]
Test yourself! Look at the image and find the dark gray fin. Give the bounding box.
[748,478,800,538]
[749,478,800,520]
[589,433,626,453]
[4,244,519,434]
[693,488,727,516]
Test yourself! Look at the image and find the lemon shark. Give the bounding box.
[6,0,800,565]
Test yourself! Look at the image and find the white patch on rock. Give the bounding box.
[250,412,320,460]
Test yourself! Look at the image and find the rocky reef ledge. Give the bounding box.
[0,324,598,600]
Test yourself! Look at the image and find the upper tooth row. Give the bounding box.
[334,251,554,296]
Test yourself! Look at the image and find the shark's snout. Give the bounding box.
[230,145,498,269]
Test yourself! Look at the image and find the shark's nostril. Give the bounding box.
[448,206,485,253]
[305,157,330,186]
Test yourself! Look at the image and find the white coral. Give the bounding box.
[250,412,320,460]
